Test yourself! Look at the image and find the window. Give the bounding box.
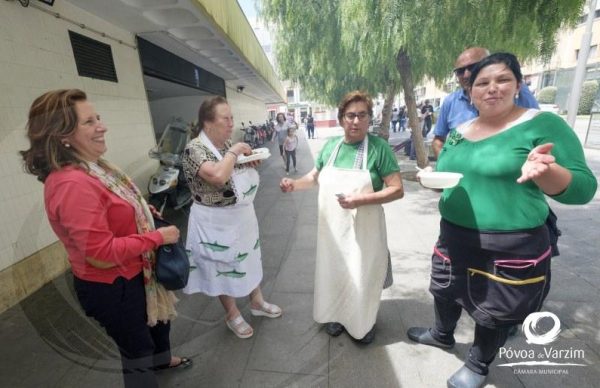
[541,71,555,88]
[69,30,118,82]
[137,37,225,97]
[578,9,600,24]
[414,86,426,99]
[576,45,598,60]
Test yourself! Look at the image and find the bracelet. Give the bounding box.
[226,150,238,158]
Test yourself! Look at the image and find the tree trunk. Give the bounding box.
[379,83,399,142]
[396,49,428,168]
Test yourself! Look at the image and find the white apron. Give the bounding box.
[183,132,262,297]
[314,136,389,339]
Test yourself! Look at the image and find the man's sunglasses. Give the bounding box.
[453,62,479,76]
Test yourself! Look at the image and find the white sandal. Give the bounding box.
[250,301,282,318]
[226,315,253,339]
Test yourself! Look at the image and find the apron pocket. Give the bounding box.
[430,245,452,289]
[467,251,550,322]
[190,221,241,264]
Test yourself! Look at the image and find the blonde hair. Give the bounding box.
[20,89,89,182]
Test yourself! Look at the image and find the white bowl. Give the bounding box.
[418,171,463,189]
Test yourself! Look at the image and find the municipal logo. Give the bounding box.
[522,311,561,345]
[497,311,587,372]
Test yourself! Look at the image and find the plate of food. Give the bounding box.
[237,149,271,164]
[418,171,463,189]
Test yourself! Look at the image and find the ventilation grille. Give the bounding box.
[69,30,118,82]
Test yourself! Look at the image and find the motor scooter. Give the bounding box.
[147,118,193,213]
[240,121,257,148]
[248,121,265,146]
[256,123,267,146]
[266,120,274,141]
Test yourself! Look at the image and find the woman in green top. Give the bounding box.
[407,53,597,388]
[280,91,404,344]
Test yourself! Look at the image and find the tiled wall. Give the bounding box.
[0,1,157,308]
[0,2,270,313]
[226,87,271,141]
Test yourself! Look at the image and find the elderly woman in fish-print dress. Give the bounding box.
[182,96,282,340]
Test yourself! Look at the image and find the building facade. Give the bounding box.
[413,6,600,114]
[0,0,284,313]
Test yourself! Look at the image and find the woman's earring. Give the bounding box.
[515,92,520,99]
[62,142,71,148]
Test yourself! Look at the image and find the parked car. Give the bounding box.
[539,103,561,114]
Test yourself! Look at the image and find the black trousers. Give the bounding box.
[74,273,171,388]
[431,296,509,375]
[422,119,432,137]
[429,220,550,375]
[307,125,315,138]
[285,149,296,171]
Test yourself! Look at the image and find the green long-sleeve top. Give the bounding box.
[437,111,597,231]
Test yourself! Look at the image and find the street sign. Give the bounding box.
[585,113,600,149]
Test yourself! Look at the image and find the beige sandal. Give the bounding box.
[250,301,282,318]
[226,315,253,339]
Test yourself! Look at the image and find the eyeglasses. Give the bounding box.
[343,112,369,122]
[453,61,479,76]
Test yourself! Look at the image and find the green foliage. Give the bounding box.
[578,80,599,115]
[259,0,585,166]
[259,0,585,105]
[537,86,557,104]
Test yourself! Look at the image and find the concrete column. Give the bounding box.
[567,0,597,126]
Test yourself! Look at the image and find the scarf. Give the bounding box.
[87,160,177,326]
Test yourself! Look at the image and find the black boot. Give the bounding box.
[325,322,345,337]
[355,326,375,344]
[407,327,455,349]
[447,365,487,388]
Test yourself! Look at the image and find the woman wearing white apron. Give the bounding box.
[280,91,404,343]
[182,96,282,339]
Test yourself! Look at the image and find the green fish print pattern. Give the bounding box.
[253,238,260,250]
[200,241,230,252]
[216,269,246,278]
[243,184,257,198]
[235,252,248,262]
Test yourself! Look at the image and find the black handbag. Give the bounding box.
[153,217,190,290]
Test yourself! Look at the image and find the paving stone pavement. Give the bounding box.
[0,121,598,388]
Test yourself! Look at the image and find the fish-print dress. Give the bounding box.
[182,132,262,297]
